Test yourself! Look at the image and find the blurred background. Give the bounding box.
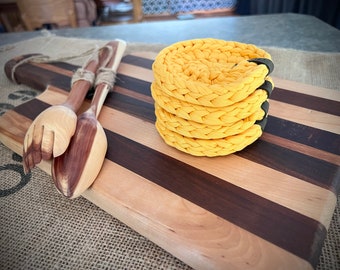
[0,0,339,33]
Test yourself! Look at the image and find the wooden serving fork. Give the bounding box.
[52,40,127,198]
[22,42,114,173]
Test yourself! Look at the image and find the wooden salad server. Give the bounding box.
[52,40,127,199]
[20,42,115,174]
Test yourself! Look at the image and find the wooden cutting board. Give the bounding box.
[1,52,339,270]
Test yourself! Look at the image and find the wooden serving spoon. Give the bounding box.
[21,43,114,173]
[52,40,127,199]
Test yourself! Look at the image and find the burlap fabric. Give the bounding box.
[0,34,339,269]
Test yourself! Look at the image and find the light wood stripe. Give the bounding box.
[261,132,340,166]
[114,85,154,104]
[35,85,69,104]
[118,62,154,82]
[274,77,340,101]
[31,62,75,77]
[117,62,153,82]
[271,87,340,116]
[269,100,340,134]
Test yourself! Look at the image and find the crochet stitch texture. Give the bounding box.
[152,38,274,157]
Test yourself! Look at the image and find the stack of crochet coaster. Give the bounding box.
[151,38,274,157]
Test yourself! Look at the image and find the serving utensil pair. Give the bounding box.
[23,40,127,198]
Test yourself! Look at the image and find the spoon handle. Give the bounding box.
[90,40,127,118]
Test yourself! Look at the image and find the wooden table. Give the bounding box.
[1,14,340,52]
[0,51,339,269]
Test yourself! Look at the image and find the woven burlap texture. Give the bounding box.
[0,34,339,270]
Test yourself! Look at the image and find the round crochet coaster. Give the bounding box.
[152,38,274,157]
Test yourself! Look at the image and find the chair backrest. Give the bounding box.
[16,0,77,30]
[74,0,97,27]
[132,0,143,22]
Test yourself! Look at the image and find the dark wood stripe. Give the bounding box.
[14,63,71,92]
[104,129,326,267]
[47,61,78,72]
[271,87,340,116]
[12,89,155,124]
[13,98,50,120]
[106,92,155,123]
[115,74,152,96]
[121,54,154,69]
[43,55,154,71]
[261,132,340,166]
[266,116,340,155]
[6,54,152,96]
[237,139,340,194]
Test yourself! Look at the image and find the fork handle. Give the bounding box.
[63,63,97,112]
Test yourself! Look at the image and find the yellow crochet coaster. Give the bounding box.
[152,38,274,157]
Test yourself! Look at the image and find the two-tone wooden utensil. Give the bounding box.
[17,43,114,173]
[52,40,126,198]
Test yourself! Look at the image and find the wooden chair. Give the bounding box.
[16,0,78,30]
[132,0,143,22]
[0,2,25,32]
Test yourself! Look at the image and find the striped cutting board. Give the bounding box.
[1,52,339,270]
